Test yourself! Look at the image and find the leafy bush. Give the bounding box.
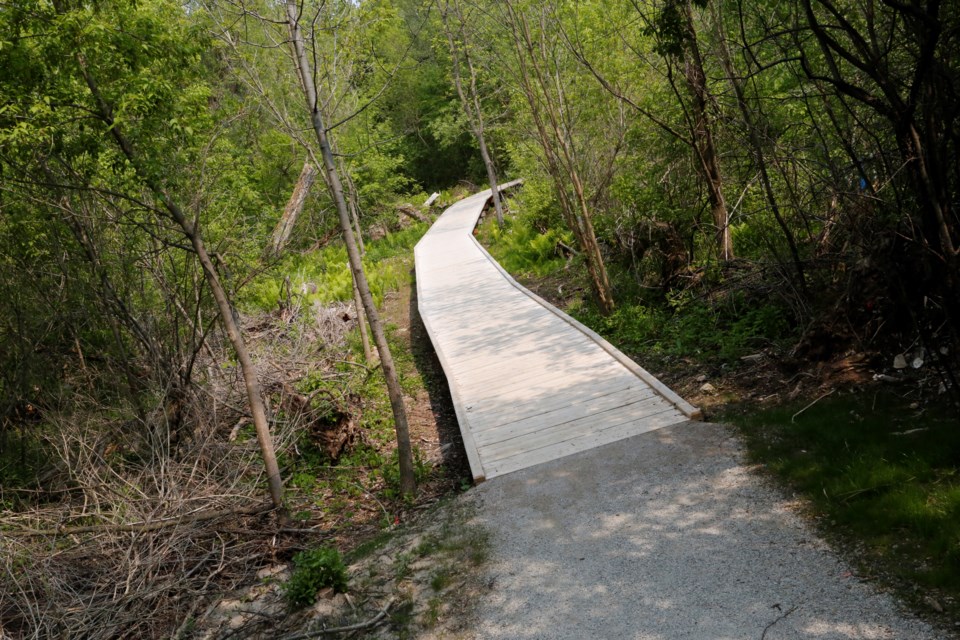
[283,546,349,608]
[483,216,572,278]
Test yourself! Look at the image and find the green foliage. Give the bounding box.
[283,546,349,608]
[574,290,794,365]
[380,447,431,500]
[725,393,960,594]
[480,214,572,278]
[240,223,427,312]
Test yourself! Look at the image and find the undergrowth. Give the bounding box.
[478,207,797,365]
[480,216,572,278]
[284,546,349,608]
[572,289,794,364]
[722,392,960,611]
[241,222,428,312]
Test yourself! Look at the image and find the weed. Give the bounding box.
[346,530,395,563]
[414,536,440,558]
[380,447,431,500]
[393,551,413,580]
[283,546,349,608]
[423,596,443,627]
[389,596,415,638]
[429,568,450,592]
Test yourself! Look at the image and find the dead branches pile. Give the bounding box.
[0,301,365,639]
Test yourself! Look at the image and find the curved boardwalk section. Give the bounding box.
[415,185,700,481]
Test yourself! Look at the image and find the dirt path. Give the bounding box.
[466,421,940,640]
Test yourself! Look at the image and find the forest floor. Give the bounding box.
[194,258,493,639]
[195,207,959,639]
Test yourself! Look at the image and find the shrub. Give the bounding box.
[283,546,349,608]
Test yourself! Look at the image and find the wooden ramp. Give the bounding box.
[415,185,700,481]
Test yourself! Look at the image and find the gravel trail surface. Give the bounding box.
[469,421,939,639]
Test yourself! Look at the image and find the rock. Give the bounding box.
[924,595,944,613]
[893,354,908,369]
[694,374,708,383]
[700,382,716,394]
[256,564,286,580]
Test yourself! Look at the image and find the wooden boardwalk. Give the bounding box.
[415,185,700,481]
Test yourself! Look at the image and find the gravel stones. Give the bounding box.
[469,421,938,640]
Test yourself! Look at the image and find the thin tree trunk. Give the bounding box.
[681,1,732,261]
[75,55,285,509]
[284,0,415,496]
[350,265,374,363]
[339,159,373,363]
[713,9,804,289]
[441,0,504,227]
[503,1,615,314]
[270,159,316,257]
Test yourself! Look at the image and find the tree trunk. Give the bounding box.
[270,160,316,257]
[340,162,374,363]
[441,0,504,227]
[75,55,285,509]
[713,9,804,290]
[681,1,732,261]
[503,1,615,314]
[284,0,415,496]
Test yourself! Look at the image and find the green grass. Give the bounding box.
[240,222,428,312]
[721,392,960,596]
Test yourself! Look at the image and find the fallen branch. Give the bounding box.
[397,204,430,223]
[760,604,799,639]
[791,390,835,423]
[281,597,394,639]
[2,501,273,537]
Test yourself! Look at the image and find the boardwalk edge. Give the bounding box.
[467,190,702,421]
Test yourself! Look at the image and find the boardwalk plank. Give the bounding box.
[415,184,698,482]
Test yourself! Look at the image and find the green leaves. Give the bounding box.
[283,546,350,608]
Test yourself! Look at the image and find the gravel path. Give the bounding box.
[468,421,940,639]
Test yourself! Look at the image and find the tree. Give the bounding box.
[499,0,617,314]
[649,0,733,260]
[0,0,285,508]
[282,0,417,496]
[438,0,506,226]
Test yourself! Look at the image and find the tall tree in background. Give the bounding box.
[438,0,505,226]
[501,0,616,314]
[1,0,285,508]
[282,0,416,496]
[649,0,733,260]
